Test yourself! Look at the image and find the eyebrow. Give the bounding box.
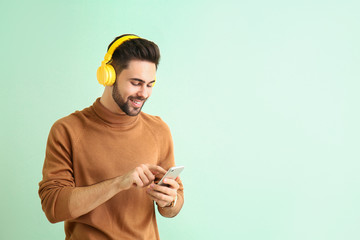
[129,78,156,84]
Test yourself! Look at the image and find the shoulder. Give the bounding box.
[49,106,93,141]
[140,112,172,135]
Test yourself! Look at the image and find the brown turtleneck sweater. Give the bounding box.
[39,98,184,239]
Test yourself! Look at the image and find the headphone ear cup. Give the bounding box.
[104,64,116,86]
[97,62,116,86]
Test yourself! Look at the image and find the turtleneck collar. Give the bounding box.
[91,98,139,128]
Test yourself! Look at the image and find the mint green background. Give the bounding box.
[1,0,359,239]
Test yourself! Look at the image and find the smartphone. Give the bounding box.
[157,166,184,186]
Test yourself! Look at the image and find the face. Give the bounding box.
[112,60,156,116]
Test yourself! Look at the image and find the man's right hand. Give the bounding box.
[118,164,166,191]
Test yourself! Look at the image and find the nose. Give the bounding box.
[137,85,149,99]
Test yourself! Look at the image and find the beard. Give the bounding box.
[112,82,147,116]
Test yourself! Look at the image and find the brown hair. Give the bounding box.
[108,34,160,75]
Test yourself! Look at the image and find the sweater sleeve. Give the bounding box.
[156,118,184,217]
[38,120,76,223]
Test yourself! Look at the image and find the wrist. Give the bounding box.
[114,175,129,191]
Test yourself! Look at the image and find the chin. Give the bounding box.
[127,108,142,116]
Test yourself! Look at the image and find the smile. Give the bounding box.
[130,99,143,108]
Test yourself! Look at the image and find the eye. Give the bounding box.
[131,81,141,86]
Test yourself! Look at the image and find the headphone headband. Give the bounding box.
[104,35,140,63]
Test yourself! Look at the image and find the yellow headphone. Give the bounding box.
[97,35,140,86]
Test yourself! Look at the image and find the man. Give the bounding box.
[39,34,184,239]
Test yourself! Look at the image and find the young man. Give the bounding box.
[39,34,184,239]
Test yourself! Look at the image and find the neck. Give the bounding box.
[100,86,125,114]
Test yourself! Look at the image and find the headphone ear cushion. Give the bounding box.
[104,64,116,86]
[97,62,116,86]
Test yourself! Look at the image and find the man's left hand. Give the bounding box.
[146,178,179,207]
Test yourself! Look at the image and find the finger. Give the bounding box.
[140,175,152,187]
[147,165,166,175]
[147,194,168,207]
[147,188,173,203]
[162,178,179,190]
[132,174,143,187]
[136,166,151,186]
[150,183,177,197]
[138,164,157,186]
[142,165,156,183]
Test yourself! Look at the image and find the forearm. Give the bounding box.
[67,176,124,219]
[41,176,125,223]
